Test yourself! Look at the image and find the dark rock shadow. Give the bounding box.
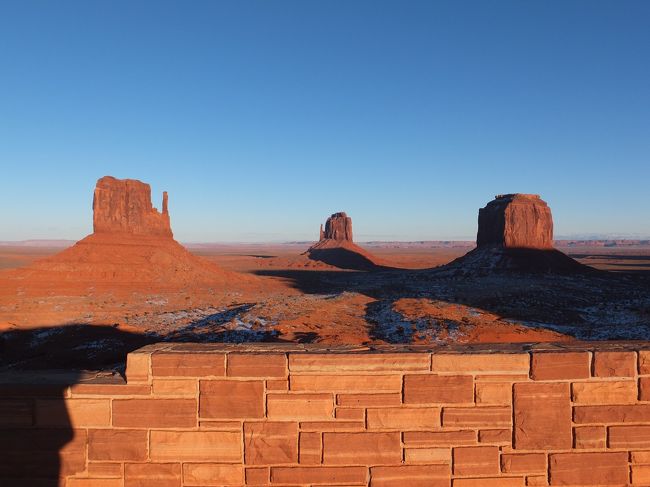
[306,247,394,272]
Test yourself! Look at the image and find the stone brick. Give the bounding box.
[227,353,287,378]
[299,432,321,464]
[453,446,499,476]
[289,353,430,372]
[88,429,148,461]
[593,351,637,377]
[267,393,334,420]
[245,467,269,485]
[404,375,473,404]
[70,383,151,396]
[266,379,289,391]
[124,463,181,487]
[475,382,512,405]
[336,393,401,407]
[182,464,243,486]
[632,465,650,485]
[478,429,511,444]
[0,399,33,426]
[574,404,650,423]
[335,408,364,420]
[300,421,365,431]
[370,465,449,487]
[574,425,606,449]
[609,425,650,449]
[631,451,650,463]
[322,432,401,465]
[404,448,450,463]
[531,352,590,380]
[126,352,151,383]
[549,452,628,485]
[200,380,264,419]
[501,453,546,474]
[150,431,241,462]
[270,466,367,484]
[290,374,401,392]
[152,379,197,396]
[640,377,650,401]
[366,407,440,429]
[431,353,529,374]
[452,479,524,487]
[87,463,123,478]
[113,399,196,428]
[443,407,511,428]
[572,381,637,404]
[525,476,548,486]
[513,383,571,450]
[36,398,110,427]
[640,351,650,374]
[68,480,122,487]
[152,352,225,377]
[244,422,298,464]
[403,430,476,447]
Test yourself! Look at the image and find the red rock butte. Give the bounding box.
[477,194,553,250]
[320,212,353,242]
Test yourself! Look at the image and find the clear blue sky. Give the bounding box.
[1,1,649,242]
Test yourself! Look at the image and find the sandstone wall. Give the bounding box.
[2,343,650,486]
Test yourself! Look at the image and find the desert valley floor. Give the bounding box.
[1,241,650,371]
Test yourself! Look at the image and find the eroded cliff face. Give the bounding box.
[322,212,353,242]
[92,176,172,238]
[477,194,553,249]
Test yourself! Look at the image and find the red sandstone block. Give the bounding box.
[336,393,401,407]
[244,422,298,464]
[443,407,511,428]
[609,425,650,449]
[36,398,110,427]
[70,383,151,396]
[199,420,242,430]
[549,452,628,485]
[525,475,548,486]
[475,382,512,405]
[290,374,401,392]
[453,446,499,476]
[640,351,650,374]
[475,374,529,382]
[300,432,322,464]
[574,425,606,449]
[632,465,650,485]
[126,352,151,383]
[87,463,122,478]
[300,421,365,431]
[631,451,650,463]
[88,429,147,461]
[152,379,197,396]
[335,408,364,420]
[266,379,289,391]
[0,399,33,426]
[183,464,244,486]
[593,351,637,377]
[152,352,225,377]
[513,383,571,450]
[572,381,637,404]
[150,431,241,462]
[270,466,367,484]
[267,393,334,420]
[227,353,287,378]
[124,463,181,487]
[404,447,450,464]
[246,467,269,484]
[531,352,590,380]
[366,407,440,429]
[431,353,529,374]
[404,375,473,404]
[403,430,476,447]
[200,380,264,419]
[68,480,122,487]
[574,404,650,423]
[112,399,196,428]
[640,377,650,401]
[322,432,401,465]
[289,353,430,372]
[478,429,511,444]
[501,453,546,474]
[452,478,524,487]
[370,465,449,487]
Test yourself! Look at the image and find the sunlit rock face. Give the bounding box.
[93,176,172,238]
[320,212,354,242]
[477,194,553,250]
